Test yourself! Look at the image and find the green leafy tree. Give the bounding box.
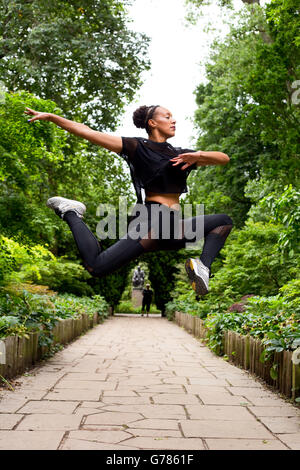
[89,259,133,313]
[257,185,300,259]
[143,250,185,316]
[0,91,134,249]
[0,91,67,244]
[0,91,136,299]
[210,221,298,297]
[0,0,150,129]
[186,0,299,227]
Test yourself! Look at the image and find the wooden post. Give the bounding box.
[283,350,292,398]
[0,340,6,377]
[230,331,236,364]
[235,332,241,366]
[185,313,189,331]
[237,333,243,367]
[194,317,199,338]
[192,315,195,335]
[249,337,254,373]
[292,363,300,401]
[256,340,262,378]
[244,335,250,370]
[31,332,39,364]
[279,351,284,394]
[223,330,228,357]
[227,331,231,362]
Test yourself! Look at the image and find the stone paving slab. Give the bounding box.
[16,413,83,431]
[0,316,299,450]
[0,414,23,430]
[180,419,275,439]
[185,405,257,421]
[17,400,78,414]
[0,430,65,450]
[275,433,300,450]
[84,412,144,425]
[127,428,181,438]
[205,439,288,450]
[59,438,139,450]
[127,437,207,450]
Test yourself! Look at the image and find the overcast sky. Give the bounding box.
[113,0,236,148]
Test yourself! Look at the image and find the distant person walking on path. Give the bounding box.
[141,283,153,317]
[24,105,233,296]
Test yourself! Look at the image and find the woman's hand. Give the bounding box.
[24,107,51,123]
[170,150,230,169]
[170,152,201,170]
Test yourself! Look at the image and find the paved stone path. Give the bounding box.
[0,315,299,450]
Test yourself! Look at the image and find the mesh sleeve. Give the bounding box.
[119,137,138,162]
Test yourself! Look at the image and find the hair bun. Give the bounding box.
[132,105,149,129]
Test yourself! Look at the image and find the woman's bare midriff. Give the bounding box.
[145,191,180,209]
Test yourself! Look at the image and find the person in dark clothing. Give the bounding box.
[141,283,153,317]
[24,104,233,297]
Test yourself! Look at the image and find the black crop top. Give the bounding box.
[118,137,197,203]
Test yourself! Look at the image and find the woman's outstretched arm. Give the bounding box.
[24,108,122,153]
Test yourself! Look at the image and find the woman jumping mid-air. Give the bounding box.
[24,105,233,296]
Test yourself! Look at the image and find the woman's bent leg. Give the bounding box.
[64,211,102,269]
[63,210,148,278]
[63,206,233,280]
[157,212,233,272]
[199,214,233,271]
[154,211,233,295]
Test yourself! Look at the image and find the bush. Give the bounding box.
[210,221,298,298]
[168,217,299,328]
[23,258,95,296]
[0,235,95,296]
[0,235,37,285]
[116,300,138,313]
[0,288,58,346]
[116,299,159,314]
[258,185,300,259]
[203,278,300,356]
[51,293,109,320]
[0,315,25,338]
[165,300,179,321]
[0,287,109,347]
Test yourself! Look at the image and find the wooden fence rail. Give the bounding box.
[175,311,300,402]
[0,312,102,380]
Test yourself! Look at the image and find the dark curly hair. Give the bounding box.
[132,105,160,134]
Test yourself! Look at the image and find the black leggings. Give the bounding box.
[142,298,151,313]
[64,201,233,279]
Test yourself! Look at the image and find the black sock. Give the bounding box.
[200,224,233,273]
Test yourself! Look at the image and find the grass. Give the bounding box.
[116,300,160,314]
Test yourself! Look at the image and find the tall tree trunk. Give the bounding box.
[242,0,273,44]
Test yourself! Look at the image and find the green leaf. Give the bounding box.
[259,350,267,363]
[270,363,278,380]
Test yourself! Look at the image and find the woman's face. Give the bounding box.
[149,107,176,138]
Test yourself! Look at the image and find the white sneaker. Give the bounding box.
[185,258,210,296]
[46,196,86,219]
